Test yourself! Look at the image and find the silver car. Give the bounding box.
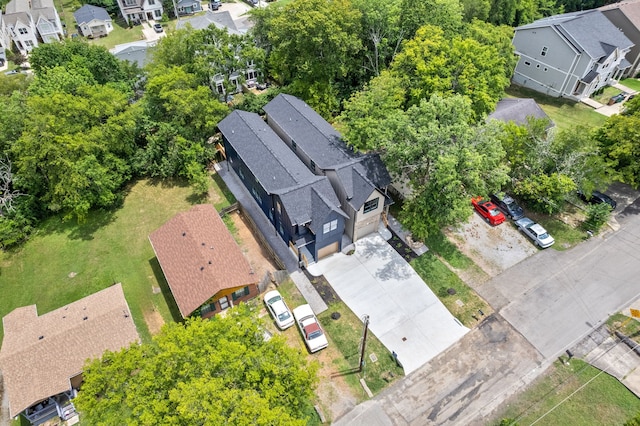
[515,217,555,248]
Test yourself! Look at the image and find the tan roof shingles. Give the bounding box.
[148,204,257,318]
[0,283,140,418]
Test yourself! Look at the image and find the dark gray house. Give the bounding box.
[512,10,633,100]
[218,110,347,264]
[263,94,392,243]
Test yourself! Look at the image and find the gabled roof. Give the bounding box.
[149,204,257,318]
[218,110,318,193]
[277,179,347,227]
[263,94,391,192]
[111,40,152,67]
[0,284,139,418]
[74,4,110,24]
[334,164,377,210]
[487,98,553,128]
[5,0,30,14]
[175,10,243,34]
[600,0,640,29]
[516,10,633,60]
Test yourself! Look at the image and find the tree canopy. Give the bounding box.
[75,306,318,425]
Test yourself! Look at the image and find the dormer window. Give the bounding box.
[541,46,548,57]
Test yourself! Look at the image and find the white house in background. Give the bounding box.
[0,12,10,65]
[2,0,62,55]
[512,10,634,100]
[116,0,163,25]
[600,0,640,78]
[74,5,113,38]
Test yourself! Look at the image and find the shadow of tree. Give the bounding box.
[148,257,184,324]
[39,207,118,241]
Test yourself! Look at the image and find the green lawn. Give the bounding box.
[89,19,145,50]
[591,86,623,105]
[492,359,640,425]
[529,210,588,251]
[506,85,607,131]
[0,177,234,343]
[620,78,640,92]
[411,253,491,327]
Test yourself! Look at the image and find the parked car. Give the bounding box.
[264,290,294,330]
[210,0,221,10]
[490,192,525,220]
[153,23,163,33]
[293,304,328,353]
[577,190,617,210]
[3,70,18,76]
[471,196,506,226]
[515,217,555,248]
[608,92,627,105]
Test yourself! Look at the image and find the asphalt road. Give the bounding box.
[334,185,640,425]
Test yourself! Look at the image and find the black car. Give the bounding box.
[577,190,617,210]
[210,0,221,9]
[490,192,525,220]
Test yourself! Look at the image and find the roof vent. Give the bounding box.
[83,316,88,321]
[182,232,186,237]
[202,242,206,246]
[208,260,212,264]
[38,335,44,340]
[200,266,205,271]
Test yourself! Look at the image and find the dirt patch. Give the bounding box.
[143,307,165,335]
[313,344,359,422]
[228,210,278,279]
[445,214,538,277]
[304,271,341,305]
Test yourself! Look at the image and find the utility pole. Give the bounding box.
[358,315,370,373]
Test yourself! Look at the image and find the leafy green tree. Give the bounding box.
[29,39,126,85]
[399,0,464,37]
[11,86,137,220]
[391,25,510,118]
[462,20,517,79]
[75,306,317,425]
[265,0,363,116]
[460,0,490,22]
[383,95,508,238]
[582,202,612,233]
[595,104,640,187]
[337,70,406,151]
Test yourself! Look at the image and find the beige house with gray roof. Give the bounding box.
[2,0,62,55]
[600,0,640,77]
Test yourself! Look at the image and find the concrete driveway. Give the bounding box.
[308,234,469,375]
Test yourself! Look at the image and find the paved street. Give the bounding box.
[335,188,640,425]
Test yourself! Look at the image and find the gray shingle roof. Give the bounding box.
[175,10,242,34]
[487,98,553,127]
[219,110,346,227]
[219,110,316,193]
[517,10,633,59]
[112,42,150,67]
[74,4,110,25]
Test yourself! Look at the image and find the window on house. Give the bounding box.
[363,198,379,214]
[149,0,154,4]
[279,223,284,236]
[238,167,244,180]
[125,0,136,6]
[276,201,281,214]
[201,303,216,315]
[541,46,548,56]
[291,141,297,152]
[246,70,257,80]
[24,40,34,47]
[544,67,548,72]
[323,219,338,234]
[524,61,531,66]
[154,9,161,17]
[310,160,316,172]
[219,296,229,310]
[232,286,250,301]
[536,64,540,68]
[18,28,28,35]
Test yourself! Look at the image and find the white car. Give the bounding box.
[293,304,328,353]
[515,217,555,248]
[264,290,294,330]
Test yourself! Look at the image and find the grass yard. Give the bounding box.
[89,19,145,50]
[411,253,491,327]
[621,78,640,92]
[506,85,607,131]
[318,302,405,395]
[52,0,81,36]
[0,176,234,343]
[591,86,624,105]
[530,211,588,251]
[607,314,640,344]
[492,359,640,425]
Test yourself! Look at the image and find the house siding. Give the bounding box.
[314,210,344,259]
[601,8,640,77]
[199,283,259,319]
[354,191,384,240]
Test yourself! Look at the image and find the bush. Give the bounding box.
[582,202,612,233]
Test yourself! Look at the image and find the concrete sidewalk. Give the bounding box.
[308,234,468,374]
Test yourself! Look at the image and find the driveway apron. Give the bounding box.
[308,234,469,374]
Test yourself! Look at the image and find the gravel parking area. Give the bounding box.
[446,213,538,277]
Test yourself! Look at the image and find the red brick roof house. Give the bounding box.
[0,283,139,424]
[148,204,259,318]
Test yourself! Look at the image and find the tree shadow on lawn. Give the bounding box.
[39,207,118,241]
[148,257,184,324]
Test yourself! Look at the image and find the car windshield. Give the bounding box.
[267,295,280,304]
[278,311,290,321]
[490,208,501,216]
